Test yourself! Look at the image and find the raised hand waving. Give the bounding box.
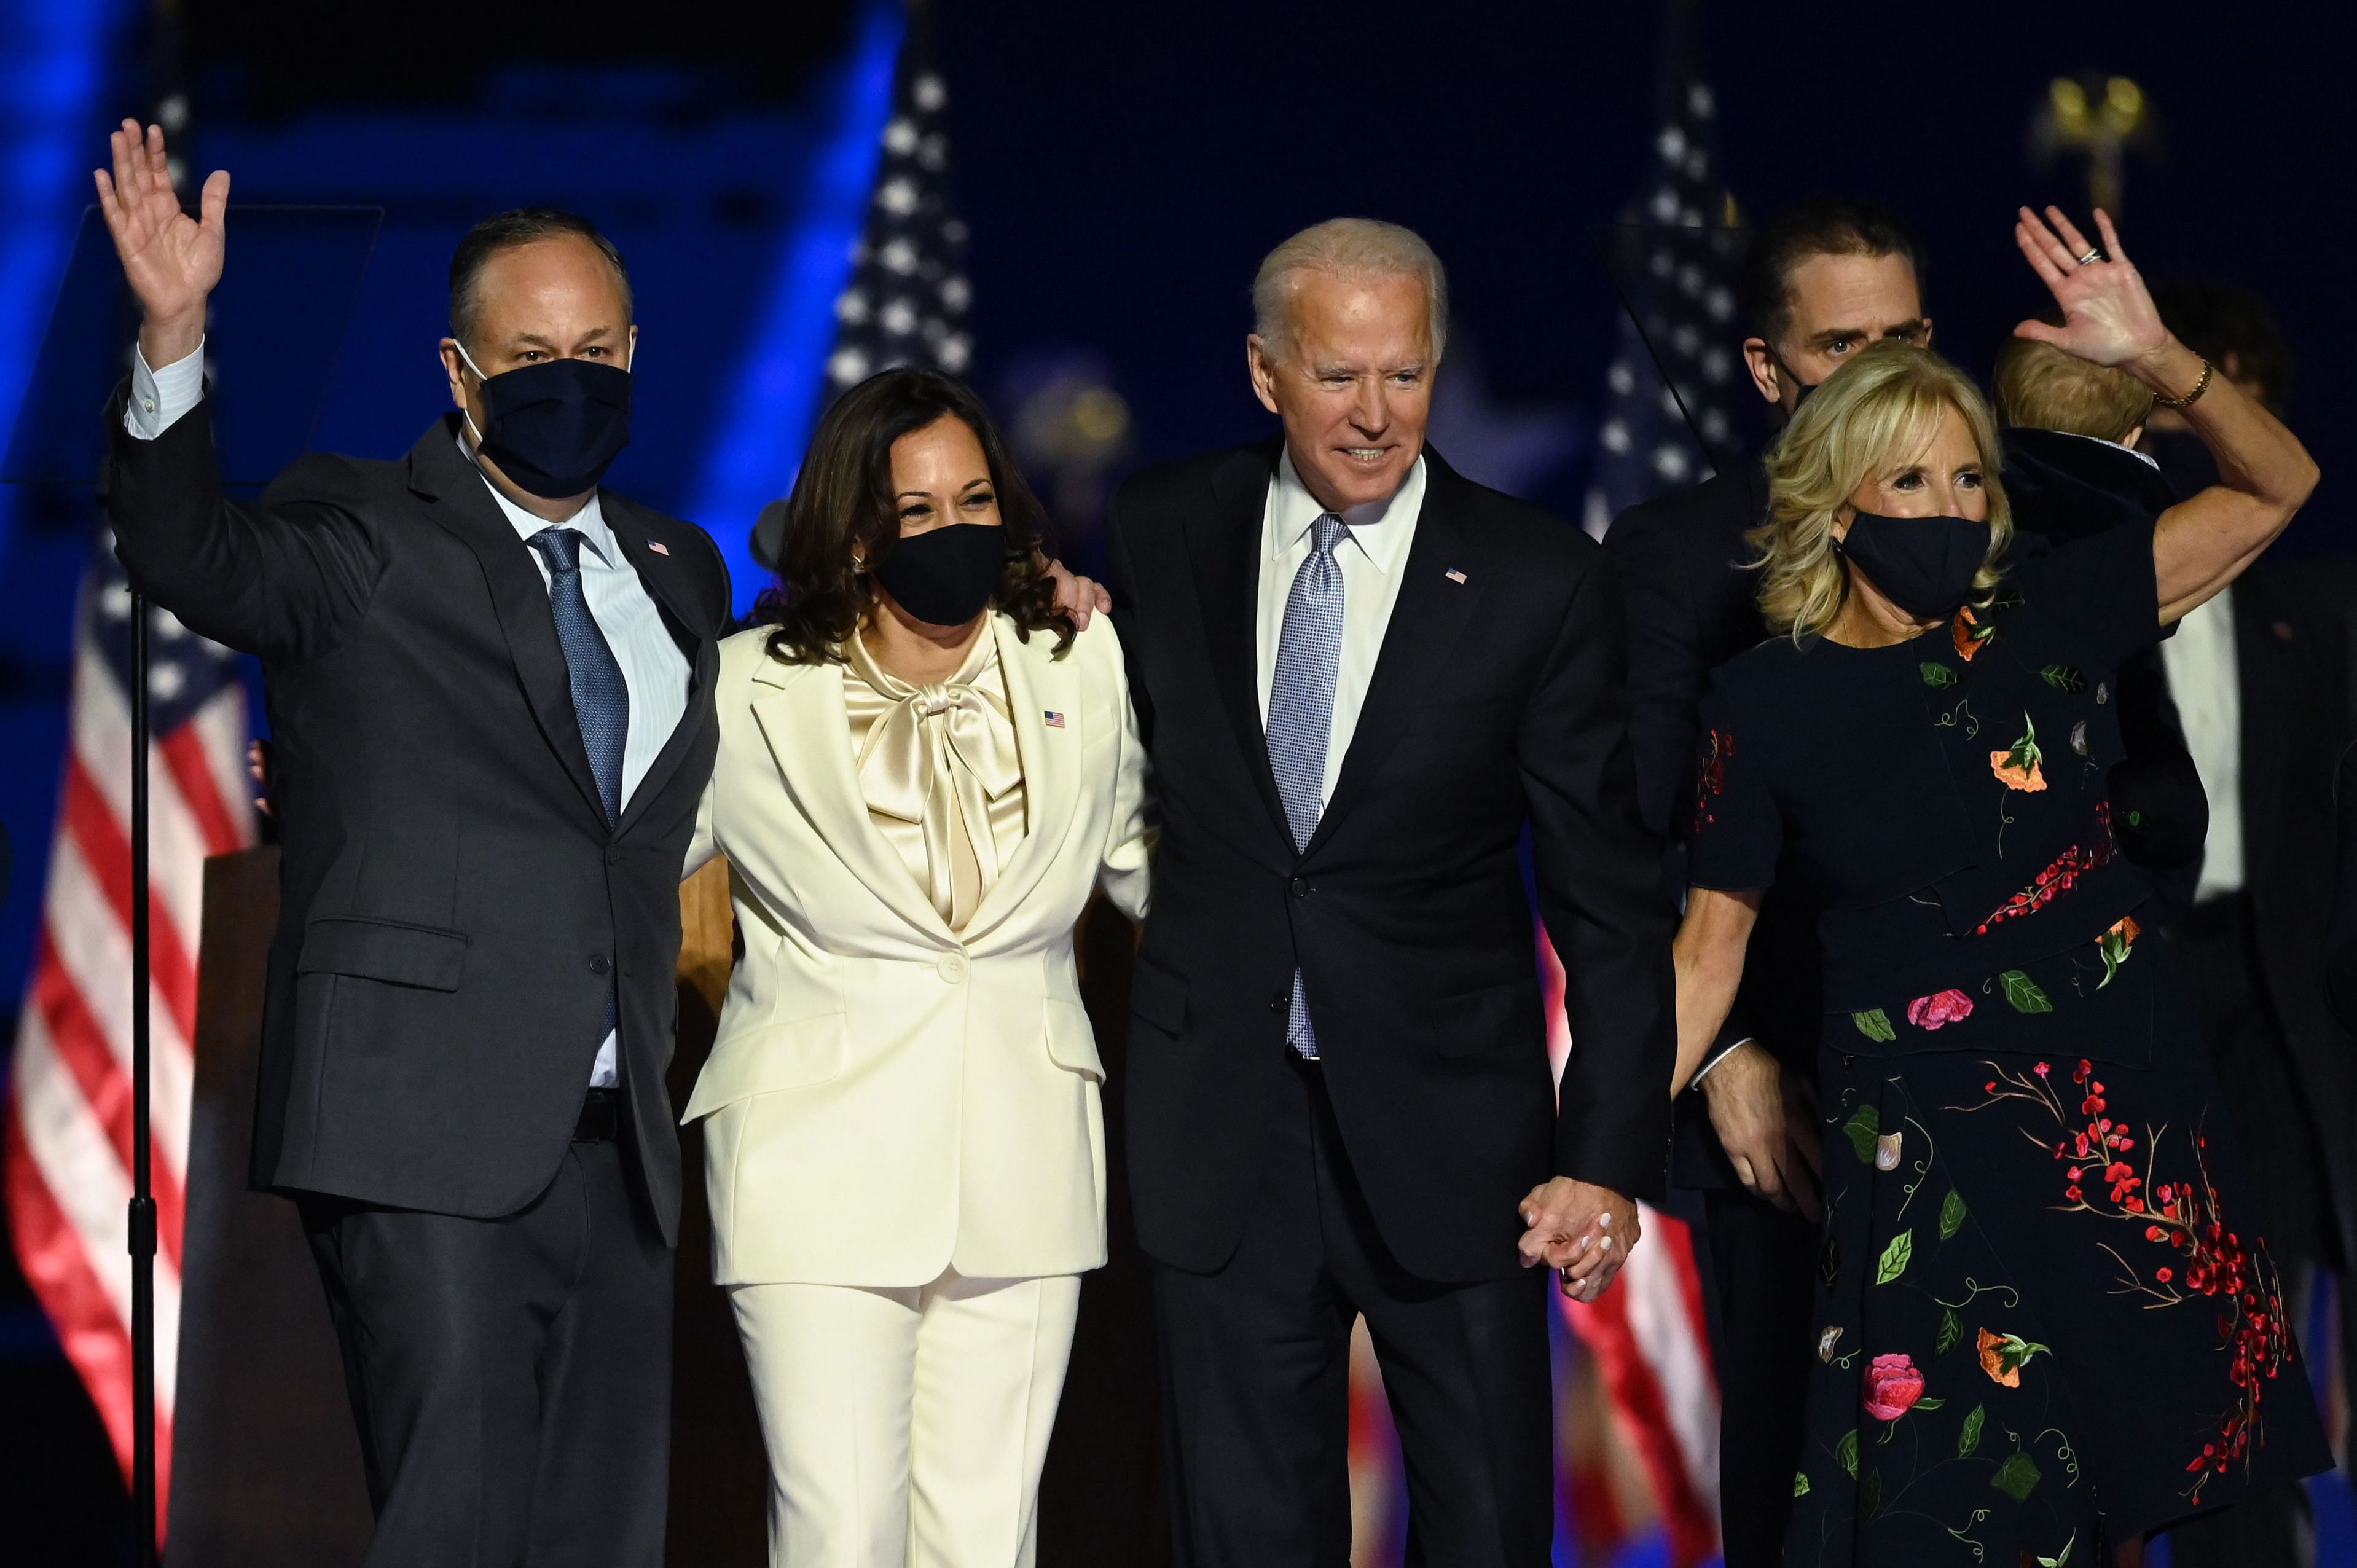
[93,120,229,366]
[2010,205,2171,372]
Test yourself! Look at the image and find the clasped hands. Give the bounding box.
[1518,1177,1640,1303]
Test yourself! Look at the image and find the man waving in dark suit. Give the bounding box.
[1107,218,1673,1565]
[95,122,725,1567]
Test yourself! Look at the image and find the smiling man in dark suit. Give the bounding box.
[95,122,727,1567]
[1106,218,1673,1565]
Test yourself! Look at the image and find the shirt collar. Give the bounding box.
[1271,447,1426,576]
[2050,428,2162,472]
[455,433,616,564]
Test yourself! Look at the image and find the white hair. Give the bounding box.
[1251,218,1449,364]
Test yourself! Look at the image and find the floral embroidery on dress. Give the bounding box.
[1693,727,1736,835]
[1907,989,1974,1030]
[1955,1059,2299,1502]
[1976,824,2116,935]
[1977,1327,2052,1387]
[1862,1352,1928,1419]
[2097,915,2141,989]
[1990,713,2048,792]
[1953,605,1996,661]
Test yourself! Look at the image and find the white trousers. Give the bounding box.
[730,1271,1083,1568]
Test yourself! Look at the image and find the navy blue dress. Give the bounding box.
[1688,522,2329,1563]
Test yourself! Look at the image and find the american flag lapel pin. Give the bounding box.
[1445,568,1467,584]
[648,540,671,556]
[1043,710,1066,728]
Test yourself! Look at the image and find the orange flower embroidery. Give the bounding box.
[1989,713,2047,792]
[1977,1327,2050,1387]
[1952,606,1994,661]
[2098,914,2141,989]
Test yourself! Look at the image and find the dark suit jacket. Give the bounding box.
[1602,461,1819,1190]
[102,397,728,1243]
[1105,442,1674,1283]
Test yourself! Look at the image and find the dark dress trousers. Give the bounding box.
[1107,441,1674,1566]
[101,393,728,1568]
[1602,459,1821,1567]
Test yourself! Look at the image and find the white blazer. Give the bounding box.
[683,613,1151,1287]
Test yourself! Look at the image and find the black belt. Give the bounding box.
[573,1088,621,1142]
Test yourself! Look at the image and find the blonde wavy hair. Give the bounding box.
[1749,340,2013,641]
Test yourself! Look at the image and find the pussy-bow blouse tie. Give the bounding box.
[849,656,1022,927]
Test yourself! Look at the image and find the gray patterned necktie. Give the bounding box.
[531,526,627,1043]
[1265,512,1347,1059]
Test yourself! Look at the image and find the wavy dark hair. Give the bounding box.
[755,367,1073,665]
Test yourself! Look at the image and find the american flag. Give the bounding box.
[751,22,971,573]
[1580,42,1746,541]
[822,29,970,399]
[5,533,253,1528]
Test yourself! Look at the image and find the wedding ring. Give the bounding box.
[2077,248,2103,265]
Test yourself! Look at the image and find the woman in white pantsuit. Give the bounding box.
[683,369,1151,1567]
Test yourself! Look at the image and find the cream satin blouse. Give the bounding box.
[841,630,1029,931]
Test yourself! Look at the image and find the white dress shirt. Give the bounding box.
[1253,450,1426,806]
[128,343,692,1086]
[2161,589,2243,901]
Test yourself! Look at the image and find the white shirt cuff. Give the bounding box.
[124,339,207,440]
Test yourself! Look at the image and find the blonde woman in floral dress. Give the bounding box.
[1671,208,2328,1566]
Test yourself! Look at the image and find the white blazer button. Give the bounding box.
[936,952,970,983]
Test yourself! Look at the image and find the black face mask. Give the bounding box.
[458,342,633,499]
[873,522,1007,627]
[1837,511,1988,619]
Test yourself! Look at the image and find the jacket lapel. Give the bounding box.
[1301,449,1483,858]
[747,654,957,944]
[960,616,1080,944]
[606,515,716,837]
[408,418,610,831]
[1188,441,1293,847]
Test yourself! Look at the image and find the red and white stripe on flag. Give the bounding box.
[1539,925,1722,1566]
[5,559,253,1537]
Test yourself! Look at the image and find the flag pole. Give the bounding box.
[129,585,157,1567]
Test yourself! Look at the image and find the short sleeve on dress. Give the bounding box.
[2007,519,2163,669]
[1685,681,1782,891]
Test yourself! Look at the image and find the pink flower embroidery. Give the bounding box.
[1907,989,1975,1030]
[1862,1352,1926,1421]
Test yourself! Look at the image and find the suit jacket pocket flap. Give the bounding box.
[297,917,469,991]
[1044,998,1105,1081]
[681,1011,849,1122]
[1129,954,1188,1036]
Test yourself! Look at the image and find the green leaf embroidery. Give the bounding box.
[2000,970,2053,1014]
[1913,1397,1947,1411]
[1936,1307,1963,1356]
[1940,1190,1967,1239]
[1837,1429,1860,1478]
[1852,1008,1896,1043]
[1860,1468,1884,1517]
[1959,1403,1986,1457]
[1792,1471,1811,1499]
[1990,1449,2044,1502]
[1920,661,1959,688]
[2037,1536,2076,1568]
[1843,1105,1883,1162]
[2039,663,2087,693]
[1819,1236,1841,1287]
[1875,1229,1913,1285]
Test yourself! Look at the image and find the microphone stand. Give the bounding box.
[130,587,157,1568]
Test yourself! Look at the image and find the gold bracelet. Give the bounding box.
[2153,356,2214,410]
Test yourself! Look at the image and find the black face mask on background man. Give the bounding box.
[456,339,635,499]
[873,522,1008,628]
[1837,510,1990,620]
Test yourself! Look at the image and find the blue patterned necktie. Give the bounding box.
[531,526,628,1043]
[1265,511,1347,1059]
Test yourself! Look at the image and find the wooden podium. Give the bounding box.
[167,850,1165,1565]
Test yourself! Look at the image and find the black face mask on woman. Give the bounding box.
[1836,511,1988,619]
[873,522,1007,627]
[455,339,634,499]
